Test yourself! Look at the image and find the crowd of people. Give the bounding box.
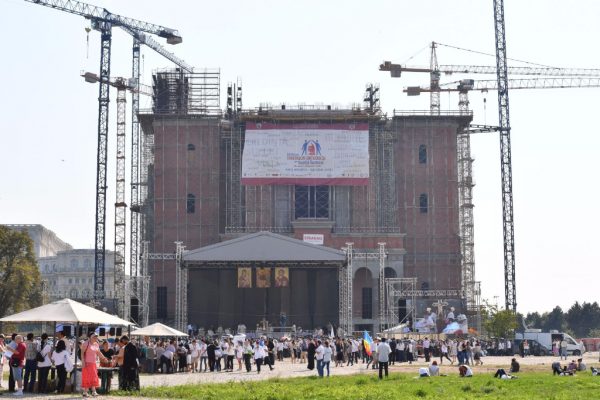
[0,331,140,396]
[1,330,598,396]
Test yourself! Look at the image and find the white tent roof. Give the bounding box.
[130,322,187,337]
[0,298,134,326]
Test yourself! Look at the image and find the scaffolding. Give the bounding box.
[350,243,388,333]
[457,90,477,314]
[385,277,417,328]
[152,68,220,116]
[142,241,185,330]
[339,243,353,336]
[114,85,128,320]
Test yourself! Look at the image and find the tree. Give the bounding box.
[543,306,566,332]
[0,226,43,317]
[484,308,518,338]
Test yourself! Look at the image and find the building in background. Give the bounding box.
[138,70,472,332]
[39,249,116,303]
[4,224,72,258]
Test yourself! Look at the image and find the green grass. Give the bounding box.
[113,372,600,400]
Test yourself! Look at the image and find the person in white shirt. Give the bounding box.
[423,338,431,362]
[253,341,267,374]
[315,340,325,377]
[235,341,244,371]
[419,367,430,377]
[377,338,392,379]
[189,340,200,373]
[429,360,440,376]
[37,333,53,393]
[459,364,473,377]
[199,340,208,372]
[322,340,332,377]
[51,339,69,393]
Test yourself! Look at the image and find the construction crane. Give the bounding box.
[82,72,152,319]
[24,0,186,309]
[381,40,600,313]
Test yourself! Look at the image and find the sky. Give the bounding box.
[1,0,599,315]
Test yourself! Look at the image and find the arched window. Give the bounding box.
[187,143,196,151]
[418,144,427,164]
[187,194,196,213]
[70,259,79,269]
[419,193,428,214]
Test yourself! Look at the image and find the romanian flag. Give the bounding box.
[363,331,374,356]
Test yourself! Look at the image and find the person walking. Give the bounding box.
[243,340,253,372]
[377,338,392,379]
[253,340,266,374]
[235,340,244,371]
[440,341,452,364]
[322,340,332,377]
[315,340,325,377]
[36,334,52,394]
[307,338,316,370]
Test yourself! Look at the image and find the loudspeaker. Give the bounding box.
[63,326,72,337]
[130,298,139,324]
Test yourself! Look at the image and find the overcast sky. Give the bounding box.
[2,0,599,315]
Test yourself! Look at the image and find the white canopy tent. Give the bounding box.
[0,298,134,393]
[130,322,187,337]
[0,298,134,326]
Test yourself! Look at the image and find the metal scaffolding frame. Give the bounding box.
[350,243,387,333]
[142,241,185,330]
[114,85,128,320]
[339,243,353,336]
[457,90,477,314]
[385,277,417,328]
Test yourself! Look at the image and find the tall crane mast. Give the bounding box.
[381,42,600,314]
[24,0,184,305]
[493,0,516,312]
[83,72,152,318]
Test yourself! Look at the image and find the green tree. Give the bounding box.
[542,306,566,332]
[484,308,518,338]
[0,226,43,317]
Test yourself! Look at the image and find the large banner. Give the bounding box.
[241,122,369,186]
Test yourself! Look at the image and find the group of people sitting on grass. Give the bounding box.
[552,358,587,375]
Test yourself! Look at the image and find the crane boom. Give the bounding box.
[381,61,600,77]
[24,0,181,42]
[120,26,193,72]
[406,77,600,93]
[26,0,186,307]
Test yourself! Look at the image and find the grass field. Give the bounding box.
[115,371,600,400]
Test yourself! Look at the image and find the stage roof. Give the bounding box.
[183,231,346,263]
